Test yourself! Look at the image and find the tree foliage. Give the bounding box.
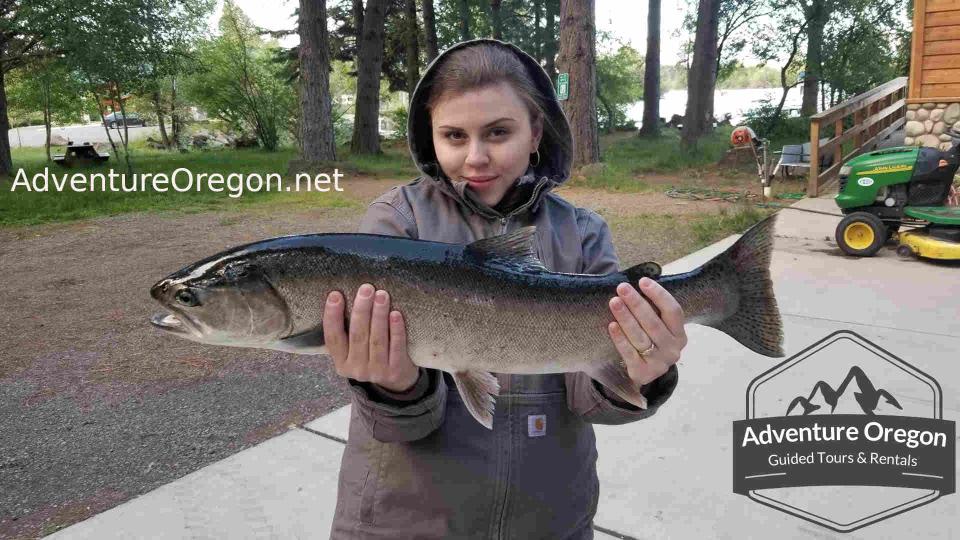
[184,1,297,150]
[596,38,644,132]
[6,59,87,127]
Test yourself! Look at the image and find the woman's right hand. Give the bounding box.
[323,283,421,393]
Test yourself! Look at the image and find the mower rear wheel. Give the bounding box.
[836,212,887,257]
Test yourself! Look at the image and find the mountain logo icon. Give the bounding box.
[785,365,903,416]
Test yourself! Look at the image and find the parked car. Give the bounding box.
[103,112,147,128]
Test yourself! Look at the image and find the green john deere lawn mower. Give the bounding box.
[835,136,960,260]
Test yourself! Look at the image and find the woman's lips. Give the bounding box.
[463,175,498,186]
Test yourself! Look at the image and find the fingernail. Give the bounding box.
[375,290,387,304]
[617,283,630,295]
[640,277,652,288]
[359,285,373,298]
[327,292,340,304]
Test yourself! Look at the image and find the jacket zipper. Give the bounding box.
[492,180,547,538]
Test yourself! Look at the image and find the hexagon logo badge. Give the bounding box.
[733,330,955,532]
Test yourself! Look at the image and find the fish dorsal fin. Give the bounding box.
[622,261,662,282]
[451,370,500,430]
[464,226,547,272]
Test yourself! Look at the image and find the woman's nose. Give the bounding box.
[464,141,490,167]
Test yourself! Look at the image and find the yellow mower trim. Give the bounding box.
[843,222,875,250]
[899,230,960,260]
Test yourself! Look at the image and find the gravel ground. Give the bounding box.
[0,177,737,538]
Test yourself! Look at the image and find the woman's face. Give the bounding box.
[430,81,543,207]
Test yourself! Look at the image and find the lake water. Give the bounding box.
[626,87,805,127]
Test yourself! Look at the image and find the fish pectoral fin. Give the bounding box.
[585,358,648,410]
[279,327,326,352]
[451,370,500,430]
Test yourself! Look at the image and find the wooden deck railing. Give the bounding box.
[808,77,908,196]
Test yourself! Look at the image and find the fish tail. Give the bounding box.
[705,214,784,357]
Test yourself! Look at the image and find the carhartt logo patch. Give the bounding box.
[528,414,546,437]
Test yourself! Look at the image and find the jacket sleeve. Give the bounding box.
[564,208,680,425]
[344,186,449,443]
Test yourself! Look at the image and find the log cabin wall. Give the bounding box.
[907,0,960,148]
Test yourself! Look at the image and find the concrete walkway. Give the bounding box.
[48,197,960,539]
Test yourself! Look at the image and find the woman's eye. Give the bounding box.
[489,128,509,137]
[444,131,465,141]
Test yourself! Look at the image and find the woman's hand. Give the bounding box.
[606,277,687,386]
[323,283,420,393]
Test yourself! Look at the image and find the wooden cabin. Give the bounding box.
[906,0,960,148]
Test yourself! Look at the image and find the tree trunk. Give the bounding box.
[89,84,120,157]
[351,0,389,155]
[557,0,599,168]
[681,0,720,148]
[0,67,12,177]
[43,80,51,161]
[300,0,338,162]
[534,0,542,59]
[405,0,420,95]
[153,90,171,149]
[767,23,806,135]
[423,0,439,62]
[597,92,614,134]
[352,0,364,45]
[639,0,661,137]
[490,0,503,40]
[544,0,559,85]
[459,0,471,41]
[114,82,134,176]
[801,0,826,116]
[170,77,183,150]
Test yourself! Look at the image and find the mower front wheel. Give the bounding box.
[836,212,887,257]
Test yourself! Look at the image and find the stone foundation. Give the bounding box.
[904,102,960,149]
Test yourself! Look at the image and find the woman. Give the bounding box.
[325,39,687,539]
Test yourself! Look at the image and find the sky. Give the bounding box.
[209,0,693,64]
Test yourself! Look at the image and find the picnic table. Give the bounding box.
[52,141,110,167]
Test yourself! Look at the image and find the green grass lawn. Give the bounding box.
[0,141,420,227]
[580,127,736,192]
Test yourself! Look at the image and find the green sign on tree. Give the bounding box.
[557,73,569,100]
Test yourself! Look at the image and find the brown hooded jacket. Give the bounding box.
[330,38,679,540]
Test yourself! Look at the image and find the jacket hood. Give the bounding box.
[407,38,573,218]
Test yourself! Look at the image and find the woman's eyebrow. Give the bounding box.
[438,117,516,129]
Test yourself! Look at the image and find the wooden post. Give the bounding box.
[909,0,927,100]
[854,107,865,149]
[809,120,821,196]
[834,117,843,168]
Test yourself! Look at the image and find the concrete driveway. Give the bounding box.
[46,197,960,539]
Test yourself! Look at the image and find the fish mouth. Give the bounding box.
[150,312,190,335]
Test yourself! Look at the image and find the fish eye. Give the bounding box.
[176,289,200,307]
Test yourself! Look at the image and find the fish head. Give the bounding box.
[150,258,292,347]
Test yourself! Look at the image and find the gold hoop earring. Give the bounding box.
[530,149,541,167]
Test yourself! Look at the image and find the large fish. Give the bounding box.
[150,215,783,429]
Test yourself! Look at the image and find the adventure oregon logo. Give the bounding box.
[732,330,956,532]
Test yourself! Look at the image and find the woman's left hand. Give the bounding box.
[607,277,687,386]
